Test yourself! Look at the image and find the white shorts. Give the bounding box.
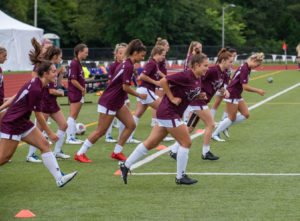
[0,108,7,113]
[155,87,163,91]
[136,87,158,104]
[223,98,243,105]
[124,99,130,104]
[97,104,116,115]
[1,126,36,141]
[189,105,209,111]
[157,118,184,128]
[215,91,223,96]
[80,97,85,104]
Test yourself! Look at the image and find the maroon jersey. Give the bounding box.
[41,77,60,114]
[68,59,85,103]
[139,58,160,92]
[98,58,134,111]
[184,53,193,71]
[224,68,232,85]
[156,70,202,120]
[1,78,44,135]
[0,67,4,106]
[227,63,251,99]
[158,58,167,76]
[190,65,226,106]
[108,61,121,81]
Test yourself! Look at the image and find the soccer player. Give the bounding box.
[127,45,166,142]
[212,53,265,141]
[184,41,202,71]
[296,43,300,71]
[74,39,147,163]
[120,53,208,185]
[169,48,234,161]
[0,61,77,187]
[65,44,88,144]
[0,46,7,126]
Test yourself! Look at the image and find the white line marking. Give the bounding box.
[131,172,300,176]
[129,82,300,171]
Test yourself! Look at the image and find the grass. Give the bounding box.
[1,69,300,220]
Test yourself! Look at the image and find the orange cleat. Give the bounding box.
[74,153,93,163]
[110,152,127,161]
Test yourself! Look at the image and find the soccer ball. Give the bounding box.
[76,123,86,135]
[267,77,273,83]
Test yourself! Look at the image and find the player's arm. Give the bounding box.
[71,79,86,96]
[122,84,147,99]
[0,95,16,112]
[49,88,64,97]
[160,77,181,106]
[242,84,264,96]
[139,73,160,87]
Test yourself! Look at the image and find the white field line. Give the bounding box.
[131,172,300,176]
[129,82,300,171]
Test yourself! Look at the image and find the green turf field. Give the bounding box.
[1,69,300,220]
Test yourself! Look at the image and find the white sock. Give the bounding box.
[66,117,75,140]
[125,142,148,168]
[77,139,93,155]
[41,152,62,181]
[221,112,228,121]
[118,121,125,139]
[128,116,139,141]
[232,114,246,125]
[28,145,37,157]
[171,141,180,153]
[151,118,157,126]
[202,145,210,155]
[211,109,216,118]
[106,120,114,139]
[114,144,123,154]
[176,146,189,179]
[54,130,65,153]
[212,118,232,137]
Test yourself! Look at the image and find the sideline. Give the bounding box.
[131,172,300,176]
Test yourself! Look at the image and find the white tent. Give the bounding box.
[0,10,44,71]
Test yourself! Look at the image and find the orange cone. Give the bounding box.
[196,129,204,133]
[15,210,36,218]
[113,169,121,175]
[155,145,166,150]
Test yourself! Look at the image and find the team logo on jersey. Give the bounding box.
[211,79,224,91]
[185,87,201,101]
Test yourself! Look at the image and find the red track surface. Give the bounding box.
[3,65,298,98]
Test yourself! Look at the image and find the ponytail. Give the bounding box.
[29,38,42,65]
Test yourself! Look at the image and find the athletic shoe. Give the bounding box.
[111,152,127,161]
[66,137,82,144]
[119,161,130,184]
[202,151,219,160]
[54,151,70,159]
[74,137,84,144]
[112,124,119,128]
[214,121,220,128]
[212,134,225,142]
[126,137,141,144]
[168,151,177,161]
[74,153,93,163]
[26,154,42,163]
[56,171,78,188]
[223,128,230,138]
[175,174,198,185]
[105,136,117,143]
[163,136,175,142]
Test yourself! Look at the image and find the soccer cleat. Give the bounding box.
[175,174,198,185]
[66,137,82,144]
[111,152,127,161]
[163,136,175,142]
[223,128,230,138]
[74,137,84,144]
[119,161,130,184]
[54,151,70,159]
[168,151,177,161]
[74,153,93,163]
[126,137,141,144]
[212,134,225,142]
[26,154,42,163]
[56,171,78,188]
[202,151,219,160]
[112,123,119,128]
[105,136,118,143]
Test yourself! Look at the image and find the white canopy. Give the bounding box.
[0,10,44,71]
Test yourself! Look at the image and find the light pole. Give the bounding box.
[34,0,37,27]
[222,4,235,48]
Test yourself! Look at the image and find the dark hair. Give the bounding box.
[189,53,208,68]
[29,38,42,65]
[0,46,6,54]
[155,37,168,47]
[74,43,88,60]
[149,45,165,59]
[124,39,146,58]
[216,48,234,64]
[44,46,62,61]
[36,61,53,77]
[225,47,236,54]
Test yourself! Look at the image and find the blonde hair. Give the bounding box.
[187,41,201,55]
[0,46,6,54]
[248,53,264,62]
[155,37,168,47]
[114,43,127,60]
